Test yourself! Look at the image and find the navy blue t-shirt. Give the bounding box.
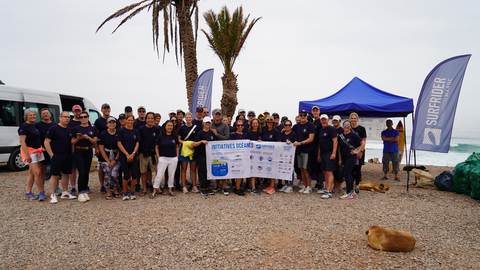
[74,125,98,147]
[318,125,337,153]
[194,130,217,156]
[18,122,42,149]
[98,130,118,162]
[230,132,248,140]
[35,121,57,147]
[138,125,160,150]
[94,116,119,134]
[178,124,201,141]
[261,128,281,142]
[247,130,262,141]
[69,118,91,129]
[294,121,316,153]
[45,125,74,153]
[229,126,236,134]
[134,119,147,130]
[192,118,203,128]
[115,127,141,162]
[280,130,297,143]
[351,125,367,139]
[335,126,344,135]
[313,118,321,144]
[275,123,285,133]
[338,132,363,159]
[155,133,179,157]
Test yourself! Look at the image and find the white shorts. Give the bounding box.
[25,152,45,165]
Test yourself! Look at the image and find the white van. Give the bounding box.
[0,85,101,171]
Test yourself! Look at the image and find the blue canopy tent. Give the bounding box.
[298,77,414,117]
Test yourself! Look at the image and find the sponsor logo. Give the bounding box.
[422,128,442,145]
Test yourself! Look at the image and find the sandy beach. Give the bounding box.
[1,163,479,269]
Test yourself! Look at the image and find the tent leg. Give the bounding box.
[396,114,420,199]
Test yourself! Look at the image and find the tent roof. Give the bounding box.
[298,77,414,117]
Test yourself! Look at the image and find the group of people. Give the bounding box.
[19,103,401,203]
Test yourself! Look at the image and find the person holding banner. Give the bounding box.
[293,110,316,194]
[211,108,231,195]
[349,112,366,193]
[178,112,200,193]
[190,117,217,196]
[279,119,297,193]
[261,116,281,194]
[152,120,179,198]
[338,120,365,200]
[247,118,262,195]
[230,120,248,196]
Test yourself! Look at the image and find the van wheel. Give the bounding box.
[8,148,27,171]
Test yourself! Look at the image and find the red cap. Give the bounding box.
[72,105,82,111]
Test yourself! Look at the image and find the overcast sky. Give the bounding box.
[1,0,479,133]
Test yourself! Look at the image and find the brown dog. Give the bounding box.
[365,226,416,252]
[359,182,389,193]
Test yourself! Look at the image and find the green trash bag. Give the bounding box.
[470,162,480,200]
[453,152,480,195]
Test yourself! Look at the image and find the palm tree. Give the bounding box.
[202,6,261,116]
[96,0,199,109]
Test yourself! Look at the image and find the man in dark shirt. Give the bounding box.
[192,107,204,127]
[35,108,57,185]
[45,111,76,203]
[68,104,83,195]
[138,112,160,195]
[316,114,338,199]
[293,110,316,194]
[134,106,147,129]
[210,108,230,194]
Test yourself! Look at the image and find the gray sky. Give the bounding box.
[1,0,479,132]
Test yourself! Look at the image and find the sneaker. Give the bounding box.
[266,188,275,195]
[86,187,92,194]
[24,192,38,200]
[355,186,360,194]
[298,181,305,189]
[351,190,357,196]
[332,187,341,193]
[314,182,323,190]
[303,187,312,194]
[322,191,332,199]
[183,187,188,194]
[123,193,129,201]
[61,192,76,199]
[100,186,107,194]
[78,193,87,203]
[222,188,229,196]
[298,187,306,193]
[192,186,200,193]
[130,192,136,200]
[69,188,76,196]
[317,187,328,194]
[262,186,271,192]
[38,192,45,201]
[135,184,140,192]
[340,192,354,200]
[277,182,284,190]
[83,193,90,201]
[234,188,245,196]
[212,187,219,193]
[279,185,288,192]
[250,189,261,195]
[207,189,215,196]
[285,186,293,193]
[50,194,58,204]
[201,189,208,196]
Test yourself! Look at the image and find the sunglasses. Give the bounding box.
[237,124,244,127]
[248,114,255,117]
[172,120,178,122]
[258,117,264,120]
[299,114,307,117]
[285,124,292,126]
[344,124,351,127]
[79,116,89,119]
[273,116,279,119]
[138,110,146,113]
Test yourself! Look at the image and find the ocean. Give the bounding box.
[365,127,480,167]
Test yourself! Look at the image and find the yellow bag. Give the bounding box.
[181,141,195,160]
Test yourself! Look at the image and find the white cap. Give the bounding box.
[237,108,245,114]
[332,115,341,121]
[320,114,329,120]
[203,117,212,123]
[169,109,176,114]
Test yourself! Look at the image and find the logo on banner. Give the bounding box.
[211,157,228,177]
[422,128,442,145]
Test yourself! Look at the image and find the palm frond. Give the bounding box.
[96,0,150,33]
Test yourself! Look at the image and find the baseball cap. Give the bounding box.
[272,112,279,117]
[320,114,329,120]
[212,108,222,115]
[299,109,308,115]
[72,105,82,111]
[258,113,265,118]
[332,115,341,121]
[247,110,256,116]
[118,113,126,119]
[107,117,116,123]
[281,116,288,122]
[177,109,185,114]
[237,108,246,114]
[203,117,212,123]
[312,106,320,111]
[137,106,146,111]
[124,106,132,112]
[101,103,110,109]
[169,109,176,115]
[196,107,203,113]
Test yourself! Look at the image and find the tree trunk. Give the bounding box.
[221,70,239,117]
[176,0,198,110]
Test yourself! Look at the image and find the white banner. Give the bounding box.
[206,140,296,180]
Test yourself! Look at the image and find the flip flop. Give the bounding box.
[105,195,113,200]
[381,177,388,180]
[394,178,401,181]
[113,193,121,198]
[169,192,176,196]
[150,194,156,199]
[140,192,147,196]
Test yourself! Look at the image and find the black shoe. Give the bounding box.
[234,188,245,196]
[187,185,193,191]
[207,189,215,196]
[201,190,208,196]
[314,182,324,190]
[175,185,183,192]
[135,184,140,192]
[277,182,284,190]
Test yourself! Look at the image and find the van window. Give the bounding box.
[24,102,60,123]
[89,110,100,123]
[0,100,22,126]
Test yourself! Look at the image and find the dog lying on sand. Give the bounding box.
[358,182,389,193]
[365,226,416,252]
